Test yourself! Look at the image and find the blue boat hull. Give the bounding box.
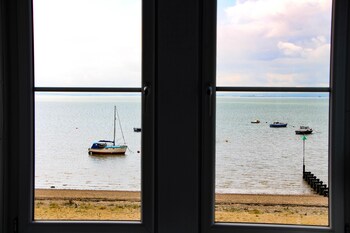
[270,123,287,128]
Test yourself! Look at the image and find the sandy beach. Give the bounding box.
[34,189,328,226]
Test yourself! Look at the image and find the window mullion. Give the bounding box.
[156,1,201,233]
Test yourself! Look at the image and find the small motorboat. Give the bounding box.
[270,122,287,128]
[133,127,142,132]
[251,120,260,124]
[295,126,313,135]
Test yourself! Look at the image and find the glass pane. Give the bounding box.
[34,93,141,221]
[33,0,141,87]
[217,0,332,87]
[215,92,329,226]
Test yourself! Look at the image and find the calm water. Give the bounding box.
[35,94,142,191]
[35,94,329,194]
[216,96,329,194]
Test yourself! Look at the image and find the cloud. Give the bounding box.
[224,0,331,38]
[217,0,332,87]
[277,42,304,57]
[34,0,332,88]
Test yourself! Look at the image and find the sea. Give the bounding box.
[35,94,329,195]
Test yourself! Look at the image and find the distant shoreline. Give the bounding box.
[35,93,329,98]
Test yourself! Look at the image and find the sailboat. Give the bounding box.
[88,106,128,155]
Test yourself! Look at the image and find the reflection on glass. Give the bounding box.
[34,93,141,221]
[215,93,329,225]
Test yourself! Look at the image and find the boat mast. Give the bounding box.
[113,106,116,146]
[115,106,126,145]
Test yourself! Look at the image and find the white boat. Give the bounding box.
[88,106,128,155]
[251,119,260,124]
[295,126,313,135]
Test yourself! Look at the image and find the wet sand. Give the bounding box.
[34,189,328,225]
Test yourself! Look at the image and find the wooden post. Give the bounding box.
[303,139,305,174]
[302,135,307,175]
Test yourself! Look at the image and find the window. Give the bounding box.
[201,0,347,232]
[1,0,349,233]
[10,0,154,232]
[215,0,331,226]
[33,0,147,222]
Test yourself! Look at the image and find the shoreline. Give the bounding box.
[35,189,328,206]
[35,189,141,201]
[34,189,328,225]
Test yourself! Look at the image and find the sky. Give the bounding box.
[217,0,332,87]
[34,0,141,87]
[34,0,332,88]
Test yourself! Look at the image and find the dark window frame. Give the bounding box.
[1,0,349,233]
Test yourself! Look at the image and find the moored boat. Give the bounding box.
[133,127,141,132]
[88,141,127,154]
[270,122,287,128]
[88,106,128,155]
[295,126,313,135]
[251,120,260,123]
